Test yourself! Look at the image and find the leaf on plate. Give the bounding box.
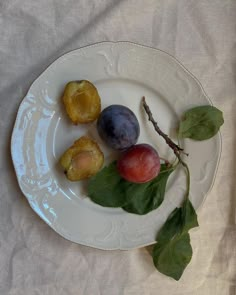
[88,162,174,214]
[88,162,130,207]
[122,164,174,215]
[152,199,198,280]
[178,105,224,140]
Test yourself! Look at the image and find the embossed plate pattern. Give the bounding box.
[11,42,221,250]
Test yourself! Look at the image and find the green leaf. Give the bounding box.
[153,233,192,280]
[152,199,198,280]
[178,105,224,140]
[88,162,174,214]
[88,162,130,207]
[181,198,199,233]
[155,207,183,244]
[122,165,174,215]
[153,233,193,281]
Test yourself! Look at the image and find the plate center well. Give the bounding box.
[51,78,179,204]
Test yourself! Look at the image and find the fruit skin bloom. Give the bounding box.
[117,144,161,183]
[97,104,140,150]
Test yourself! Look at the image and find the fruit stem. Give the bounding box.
[180,160,190,200]
[142,97,190,200]
[159,157,171,167]
[142,97,188,158]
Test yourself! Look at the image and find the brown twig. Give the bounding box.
[142,96,188,163]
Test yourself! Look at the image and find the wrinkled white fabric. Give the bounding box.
[1,0,236,294]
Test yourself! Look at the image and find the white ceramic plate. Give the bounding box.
[11,42,221,250]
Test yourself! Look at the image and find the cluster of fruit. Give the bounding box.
[60,80,161,184]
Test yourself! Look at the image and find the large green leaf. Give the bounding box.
[152,199,198,280]
[153,233,193,281]
[178,105,224,140]
[122,165,174,215]
[155,207,182,244]
[88,162,173,214]
[87,162,130,207]
[181,198,199,233]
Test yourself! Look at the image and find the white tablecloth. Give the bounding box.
[1,1,236,294]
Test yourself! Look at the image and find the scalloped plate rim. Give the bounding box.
[10,41,222,250]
